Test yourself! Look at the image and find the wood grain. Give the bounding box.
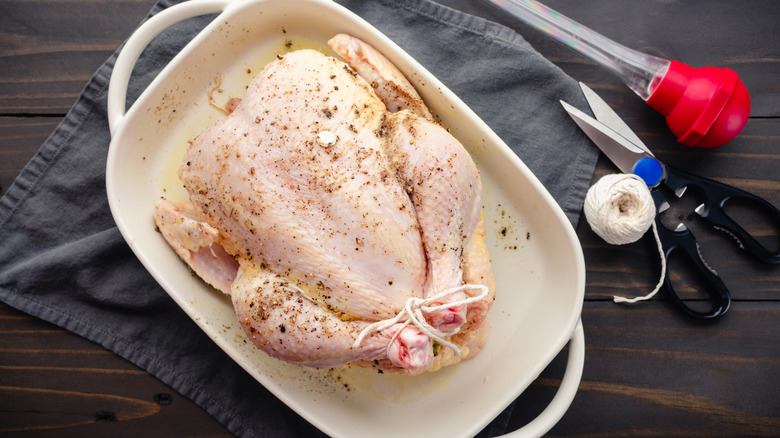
[1,0,779,436]
[0,302,232,437]
[509,302,780,437]
[0,0,154,195]
[0,0,153,115]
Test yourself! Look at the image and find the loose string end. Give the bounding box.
[611,221,667,305]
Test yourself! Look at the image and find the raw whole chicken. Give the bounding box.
[153,34,495,375]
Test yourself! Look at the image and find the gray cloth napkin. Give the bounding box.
[0,0,597,436]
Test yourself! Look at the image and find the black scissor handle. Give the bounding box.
[665,167,780,264]
[652,191,732,319]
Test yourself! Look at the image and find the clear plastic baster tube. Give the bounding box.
[488,0,670,100]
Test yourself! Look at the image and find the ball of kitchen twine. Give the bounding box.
[584,173,666,304]
[584,173,656,245]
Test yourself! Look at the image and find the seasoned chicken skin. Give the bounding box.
[154,35,494,375]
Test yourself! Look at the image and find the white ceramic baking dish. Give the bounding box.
[106,0,585,437]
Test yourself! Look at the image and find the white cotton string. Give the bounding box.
[584,173,656,245]
[352,284,489,357]
[612,221,667,303]
[583,173,666,304]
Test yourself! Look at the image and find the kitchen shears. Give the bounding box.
[561,82,780,319]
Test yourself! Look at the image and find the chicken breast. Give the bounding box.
[153,34,494,375]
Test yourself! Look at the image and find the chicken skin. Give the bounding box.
[153,34,494,375]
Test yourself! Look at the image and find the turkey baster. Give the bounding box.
[486,0,750,148]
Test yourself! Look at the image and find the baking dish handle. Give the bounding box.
[108,0,231,135]
[500,319,585,438]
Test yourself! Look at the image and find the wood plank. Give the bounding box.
[509,301,780,437]
[0,303,232,437]
[0,0,154,114]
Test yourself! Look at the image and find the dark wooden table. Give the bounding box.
[2,1,779,436]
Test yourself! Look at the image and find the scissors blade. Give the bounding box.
[560,100,655,175]
[577,82,653,157]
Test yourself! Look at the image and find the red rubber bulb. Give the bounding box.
[645,60,750,148]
